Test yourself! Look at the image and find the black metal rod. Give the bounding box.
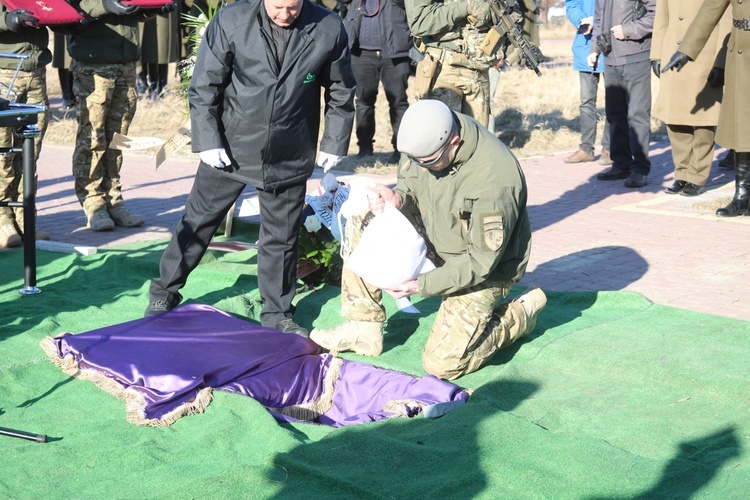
[21,135,36,290]
[0,426,47,443]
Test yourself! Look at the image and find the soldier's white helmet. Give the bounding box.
[396,100,455,158]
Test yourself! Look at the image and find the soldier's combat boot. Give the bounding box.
[88,209,115,232]
[716,153,750,217]
[0,221,22,248]
[310,320,383,356]
[108,205,145,227]
[516,288,547,336]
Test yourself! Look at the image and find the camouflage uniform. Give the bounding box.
[339,112,532,380]
[405,0,502,127]
[71,61,138,215]
[0,8,51,239]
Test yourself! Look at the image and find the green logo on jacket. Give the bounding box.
[303,73,315,84]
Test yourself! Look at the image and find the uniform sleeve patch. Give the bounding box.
[483,214,504,251]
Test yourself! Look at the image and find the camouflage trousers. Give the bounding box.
[71,60,138,216]
[0,67,48,223]
[340,209,527,380]
[421,51,491,128]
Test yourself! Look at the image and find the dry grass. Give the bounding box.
[44,23,666,175]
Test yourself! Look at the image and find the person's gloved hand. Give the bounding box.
[707,66,725,88]
[586,52,599,70]
[200,148,231,169]
[316,152,342,173]
[4,9,38,32]
[650,60,660,78]
[467,0,493,27]
[103,0,140,15]
[156,1,176,14]
[661,52,691,72]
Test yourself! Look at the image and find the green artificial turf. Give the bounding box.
[1,223,748,498]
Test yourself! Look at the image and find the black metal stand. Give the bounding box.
[0,104,46,295]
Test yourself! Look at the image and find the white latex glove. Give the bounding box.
[587,52,599,70]
[199,148,231,169]
[316,151,342,173]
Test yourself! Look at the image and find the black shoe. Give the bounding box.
[274,318,310,338]
[624,172,648,188]
[356,149,374,159]
[679,182,704,197]
[664,180,687,194]
[144,299,175,317]
[597,166,630,180]
[719,150,735,169]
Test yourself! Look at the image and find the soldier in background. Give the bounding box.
[311,100,546,380]
[52,31,75,109]
[68,0,173,231]
[139,4,181,99]
[0,7,52,247]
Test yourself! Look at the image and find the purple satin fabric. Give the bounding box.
[51,304,469,426]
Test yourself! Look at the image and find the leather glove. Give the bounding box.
[650,60,660,79]
[707,67,725,88]
[157,2,176,14]
[199,148,231,169]
[103,0,140,15]
[4,9,38,32]
[467,0,493,27]
[316,152,342,173]
[586,52,599,70]
[661,52,691,73]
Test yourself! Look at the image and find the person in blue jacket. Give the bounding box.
[564,0,610,165]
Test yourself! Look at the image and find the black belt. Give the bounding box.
[733,18,750,30]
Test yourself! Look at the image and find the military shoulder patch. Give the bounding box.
[483,214,504,251]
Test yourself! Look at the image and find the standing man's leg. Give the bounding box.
[685,126,715,192]
[597,72,611,159]
[598,64,631,180]
[380,55,410,160]
[103,61,143,226]
[350,49,379,157]
[566,71,597,163]
[148,163,246,312]
[623,59,651,185]
[256,182,307,329]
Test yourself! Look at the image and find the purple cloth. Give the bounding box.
[49,304,469,426]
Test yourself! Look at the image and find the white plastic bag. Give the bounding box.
[347,203,434,289]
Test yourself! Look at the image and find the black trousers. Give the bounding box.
[149,162,307,327]
[350,49,410,152]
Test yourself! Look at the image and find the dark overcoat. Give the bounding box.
[189,0,355,190]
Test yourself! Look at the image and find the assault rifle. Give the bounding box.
[479,0,544,76]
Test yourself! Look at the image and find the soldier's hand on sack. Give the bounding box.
[587,52,599,70]
[199,148,231,169]
[156,2,176,14]
[366,184,400,215]
[707,67,725,88]
[467,0,493,27]
[103,0,140,15]
[383,280,419,299]
[4,9,39,32]
[661,52,691,72]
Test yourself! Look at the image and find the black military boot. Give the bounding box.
[716,152,750,217]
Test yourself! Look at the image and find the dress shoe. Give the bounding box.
[625,172,648,187]
[564,149,594,164]
[274,318,310,338]
[679,182,704,197]
[624,172,648,188]
[597,166,629,181]
[386,151,401,164]
[599,149,613,166]
[664,180,687,194]
[356,149,374,159]
[144,299,175,317]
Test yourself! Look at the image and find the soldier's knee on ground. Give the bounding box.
[422,351,463,381]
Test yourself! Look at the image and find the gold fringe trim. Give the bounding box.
[40,336,214,427]
[267,356,343,421]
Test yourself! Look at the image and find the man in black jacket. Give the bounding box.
[343,0,411,162]
[146,0,355,337]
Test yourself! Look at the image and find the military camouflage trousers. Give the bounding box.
[0,67,48,222]
[340,209,527,380]
[421,53,491,128]
[71,60,138,216]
